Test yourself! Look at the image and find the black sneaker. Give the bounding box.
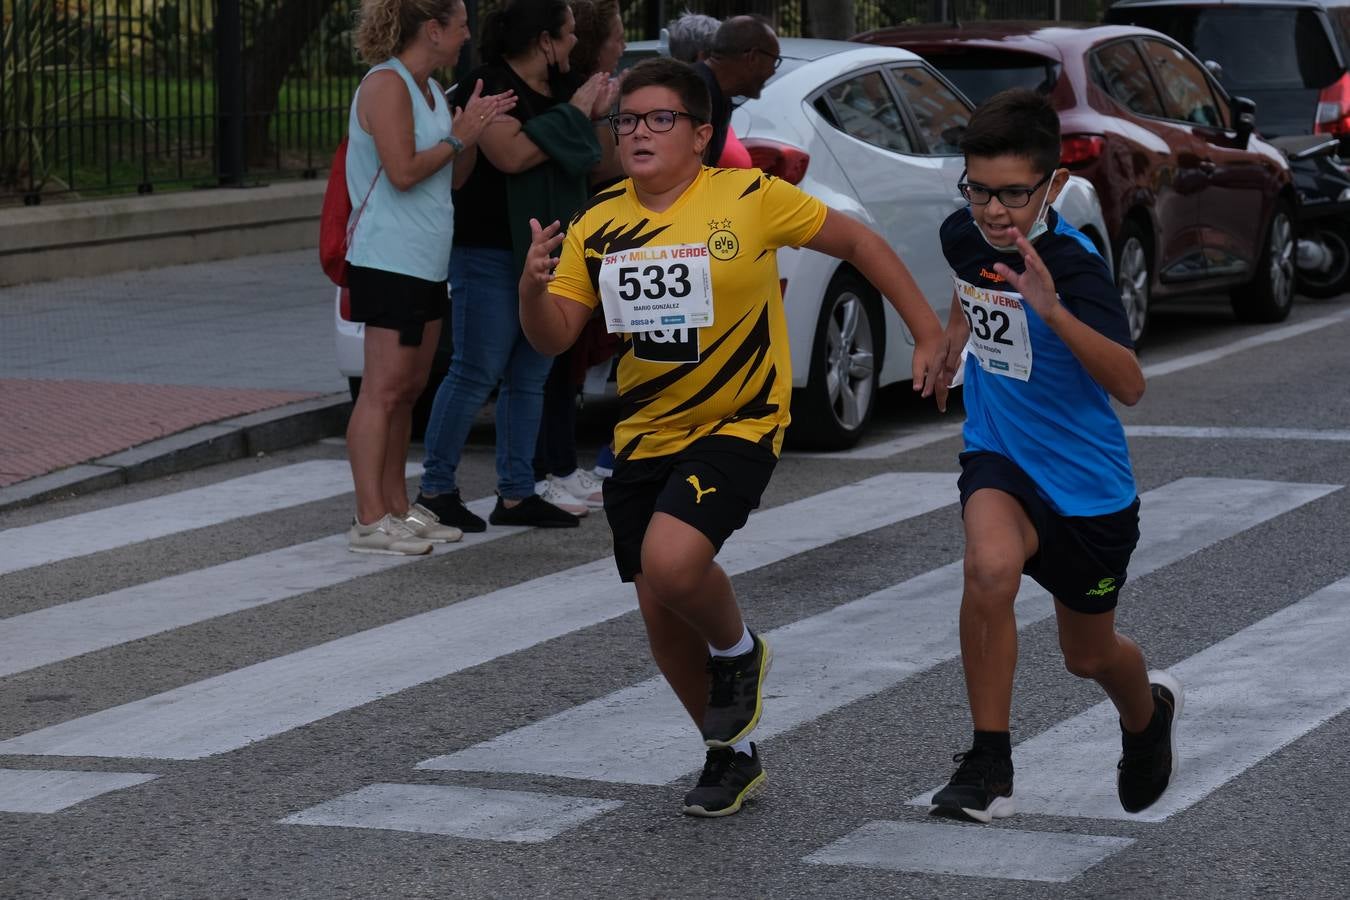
[488,493,580,528]
[414,490,486,533]
[682,743,766,817]
[701,631,773,748]
[930,746,1015,823]
[1118,670,1184,814]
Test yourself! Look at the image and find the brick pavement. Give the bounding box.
[0,380,319,487]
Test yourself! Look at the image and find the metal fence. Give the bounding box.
[0,0,1106,205]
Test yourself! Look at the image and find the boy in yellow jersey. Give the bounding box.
[519,57,945,817]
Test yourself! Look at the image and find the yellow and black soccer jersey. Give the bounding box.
[550,166,827,461]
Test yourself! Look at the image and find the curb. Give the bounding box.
[0,392,353,514]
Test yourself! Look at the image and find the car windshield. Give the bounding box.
[1113,7,1342,91]
[927,50,1060,105]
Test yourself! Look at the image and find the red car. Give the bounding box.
[856,22,1297,341]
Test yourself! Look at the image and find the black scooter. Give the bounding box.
[1270,134,1350,299]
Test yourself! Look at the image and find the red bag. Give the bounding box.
[319,137,380,287]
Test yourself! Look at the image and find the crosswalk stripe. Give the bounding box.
[419,478,1337,785]
[0,498,511,679]
[802,821,1134,883]
[0,461,411,577]
[933,571,1350,822]
[0,769,159,814]
[0,473,956,760]
[788,423,962,460]
[280,785,622,843]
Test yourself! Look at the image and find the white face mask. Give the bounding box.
[972,176,1054,253]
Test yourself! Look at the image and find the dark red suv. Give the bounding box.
[856,22,1297,341]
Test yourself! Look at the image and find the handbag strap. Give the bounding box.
[345,165,383,250]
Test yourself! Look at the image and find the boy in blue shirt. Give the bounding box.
[927,89,1182,822]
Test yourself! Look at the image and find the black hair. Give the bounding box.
[959,88,1061,177]
[710,15,775,58]
[618,57,711,124]
[479,0,570,63]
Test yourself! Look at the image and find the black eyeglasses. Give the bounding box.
[957,171,1052,208]
[609,109,705,136]
[749,47,783,70]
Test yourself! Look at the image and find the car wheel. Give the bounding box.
[1114,222,1151,346]
[789,270,882,451]
[1294,221,1350,299]
[1231,201,1296,323]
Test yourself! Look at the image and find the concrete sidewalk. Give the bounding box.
[0,250,351,511]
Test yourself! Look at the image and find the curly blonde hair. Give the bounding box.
[355,0,463,64]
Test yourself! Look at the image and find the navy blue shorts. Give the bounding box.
[958,451,1140,614]
[603,435,777,583]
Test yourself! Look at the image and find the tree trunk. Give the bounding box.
[807,0,856,39]
[241,0,332,167]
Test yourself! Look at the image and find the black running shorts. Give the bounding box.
[603,435,778,583]
[958,451,1140,614]
[347,264,447,347]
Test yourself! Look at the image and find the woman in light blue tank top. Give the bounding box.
[343,0,516,556]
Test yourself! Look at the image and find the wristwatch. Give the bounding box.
[440,134,465,154]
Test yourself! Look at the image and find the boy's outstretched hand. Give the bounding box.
[992,226,1062,326]
[522,218,564,299]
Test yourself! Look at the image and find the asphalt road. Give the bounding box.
[3,292,1350,899]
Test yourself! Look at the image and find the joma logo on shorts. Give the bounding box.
[1085,577,1117,597]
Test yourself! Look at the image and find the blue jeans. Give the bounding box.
[420,246,553,500]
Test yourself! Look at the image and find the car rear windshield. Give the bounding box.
[1112,7,1342,90]
[926,49,1061,105]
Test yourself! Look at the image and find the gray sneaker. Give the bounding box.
[401,503,464,543]
[348,514,433,556]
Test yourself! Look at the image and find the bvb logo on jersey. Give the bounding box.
[707,218,739,261]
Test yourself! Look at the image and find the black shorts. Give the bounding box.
[347,264,447,347]
[958,451,1140,614]
[603,435,778,583]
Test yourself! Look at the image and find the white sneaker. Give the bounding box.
[535,479,588,516]
[551,468,605,509]
[401,503,464,543]
[348,514,433,556]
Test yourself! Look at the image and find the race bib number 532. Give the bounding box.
[954,276,1033,381]
[599,244,713,334]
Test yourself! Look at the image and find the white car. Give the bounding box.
[337,38,1112,448]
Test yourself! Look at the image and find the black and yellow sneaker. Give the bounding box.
[700,631,773,748]
[930,746,1015,824]
[1118,669,1184,814]
[682,744,766,817]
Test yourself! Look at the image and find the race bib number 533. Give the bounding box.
[599,244,714,334]
[954,276,1033,381]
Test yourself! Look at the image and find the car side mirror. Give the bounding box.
[1232,96,1257,146]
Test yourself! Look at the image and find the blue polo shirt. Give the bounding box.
[941,207,1137,517]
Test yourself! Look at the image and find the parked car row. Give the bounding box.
[341,7,1350,448]
[856,21,1297,342]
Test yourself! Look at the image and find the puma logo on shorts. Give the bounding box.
[686,475,718,504]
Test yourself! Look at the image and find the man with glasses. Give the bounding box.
[925,89,1181,828]
[694,15,780,164]
[518,57,945,817]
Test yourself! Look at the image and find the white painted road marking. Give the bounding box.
[788,423,963,460]
[0,461,416,577]
[944,572,1350,823]
[1126,425,1350,442]
[0,769,159,814]
[421,478,1336,785]
[0,499,508,678]
[281,784,621,843]
[803,821,1134,883]
[1141,308,1350,379]
[0,474,956,760]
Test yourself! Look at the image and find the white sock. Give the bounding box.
[732,739,753,756]
[709,625,753,658]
